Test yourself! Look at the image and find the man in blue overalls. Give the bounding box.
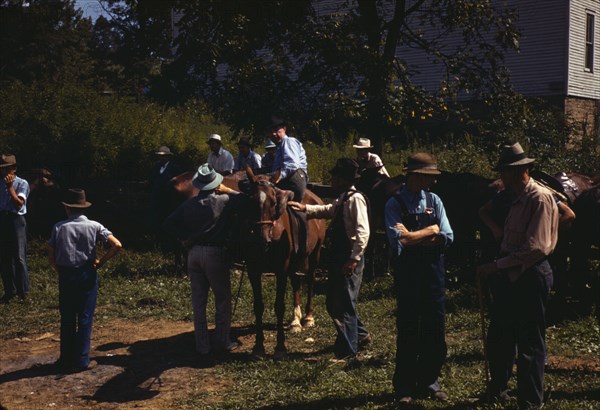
[385,153,453,404]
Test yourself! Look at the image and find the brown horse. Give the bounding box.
[171,169,326,358]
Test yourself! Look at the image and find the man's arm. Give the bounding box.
[3,174,25,210]
[93,235,122,269]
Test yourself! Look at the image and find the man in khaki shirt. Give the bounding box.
[477,143,558,408]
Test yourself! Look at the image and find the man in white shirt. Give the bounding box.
[207,134,234,176]
[354,138,390,177]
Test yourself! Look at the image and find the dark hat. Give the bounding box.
[237,136,252,147]
[192,163,224,191]
[155,146,174,156]
[330,158,360,181]
[404,153,441,175]
[270,119,287,130]
[0,154,17,168]
[496,142,535,169]
[62,188,92,208]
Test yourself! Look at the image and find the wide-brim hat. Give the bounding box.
[330,158,360,181]
[270,119,287,130]
[353,138,373,149]
[192,163,224,191]
[207,134,222,144]
[155,146,174,156]
[0,154,17,168]
[404,153,441,175]
[237,136,251,147]
[62,188,92,208]
[264,139,276,149]
[496,142,535,169]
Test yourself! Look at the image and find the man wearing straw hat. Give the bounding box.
[384,153,453,404]
[163,164,242,366]
[0,154,30,304]
[207,134,235,176]
[476,142,558,408]
[48,189,122,371]
[353,138,390,177]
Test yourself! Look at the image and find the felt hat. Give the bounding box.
[192,163,223,191]
[353,138,373,149]
[264,139,276,149]
[155,146,174,156]
[62,188,92,208]
[237,136,252,147]
[330,158,360,181]
[0,154,17,168]
[404,153,441,175]
[270,119,287,130]
[496,142,535,169]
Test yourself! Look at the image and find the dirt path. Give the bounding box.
[0,319,249,409]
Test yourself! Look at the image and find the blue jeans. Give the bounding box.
[326,257,369,358]
[58,265,98,367]
[0,213,29,297]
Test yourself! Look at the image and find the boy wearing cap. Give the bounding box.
[384,153,453,404]
[233,137,262,172]
[289,158,370,360]
[48,189,122,371]
[477,143,558,408]
[207,134,235,176]
[0,154,30,304]
[163,164,242,365]
[261,139,277,172]
[353,138,390,177]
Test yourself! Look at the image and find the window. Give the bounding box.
[585,13,594,72]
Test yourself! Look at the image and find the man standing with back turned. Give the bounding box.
[477,142,558,408]
[385,153,453,405]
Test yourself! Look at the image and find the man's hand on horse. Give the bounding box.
[215,184,236,195]
[288,201,306,212]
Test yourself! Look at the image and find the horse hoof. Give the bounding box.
[301,317,315,328]
[252,346,266,359]
[289,323,302,333]
[273,348,288,361]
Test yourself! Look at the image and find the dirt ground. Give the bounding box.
[0,319,253,409]
[1,318,599,410]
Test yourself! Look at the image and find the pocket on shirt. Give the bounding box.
[504,225,526,248]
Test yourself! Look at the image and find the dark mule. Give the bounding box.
[171,169,326,357]
[24,168,63,238]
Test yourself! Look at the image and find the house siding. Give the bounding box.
[567,0,600,99]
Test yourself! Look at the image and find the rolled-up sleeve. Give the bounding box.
[434,195,454,248]
[384,197,404,256]
[347,194,370,260]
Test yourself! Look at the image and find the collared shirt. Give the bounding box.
[234,150,262,171]
[159,161,170,175]
[272,135,308,180]
[357,152,390,177]
[497,178,558,281]
[384,187,453,256]
[207,147,235,175]
[0,175,29,215]
[304,186,370,261]
[163,190,242,245]
[48,215,113,268]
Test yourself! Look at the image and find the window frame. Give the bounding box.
[584,12,595,72]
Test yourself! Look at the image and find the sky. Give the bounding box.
[74,0,110,21]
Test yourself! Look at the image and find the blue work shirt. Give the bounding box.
[384,187,453,257]
[272,135,308,180]
[163,190,243,246]
[48,214,113,268]
[0,175,29,215]
[234,150,262,171]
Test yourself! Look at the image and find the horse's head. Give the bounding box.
[244,167,293,246]
[171,171,198,199]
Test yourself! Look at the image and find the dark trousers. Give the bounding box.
[0,213,29,297]
[393,253,447,397]
[277,169,307,202]
[326,257,369,358]
[58,265,98,367]
[487,260,553,407]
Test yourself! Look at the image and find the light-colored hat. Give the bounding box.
[353,138,373,149]
[496,142,535,168]
[207,134,222,143]
[192,163,223,191]
[62,188,92,208]
[155,146,174,156]
[0,154,17,168]
[404,153,441,175]
[264,139,276,149]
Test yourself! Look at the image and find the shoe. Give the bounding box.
[75,360,97,372]
[225,340,241,352]
[0,294,14,304]
[472,389,511,405]
[431,390,449,402]
[358,335,372,349]
[197,353,215,368]
[395,396,412,405]
[18,294,29,304]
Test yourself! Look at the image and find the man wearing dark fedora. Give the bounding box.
[48,189,122,371]
[269,120,308,201]
[0,154,30,304]
[149,146,183,251]
[163,164,243,365]
[290,158,371,360]
[384,152,454,404]
[233,136,262,172]
[476,142,558,408]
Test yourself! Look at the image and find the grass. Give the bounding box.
[1,239,599,409]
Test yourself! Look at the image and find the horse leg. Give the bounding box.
[289,274,303,333]
[273,269,288,360]
[248,269,266,357]
[301,254,317,328]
